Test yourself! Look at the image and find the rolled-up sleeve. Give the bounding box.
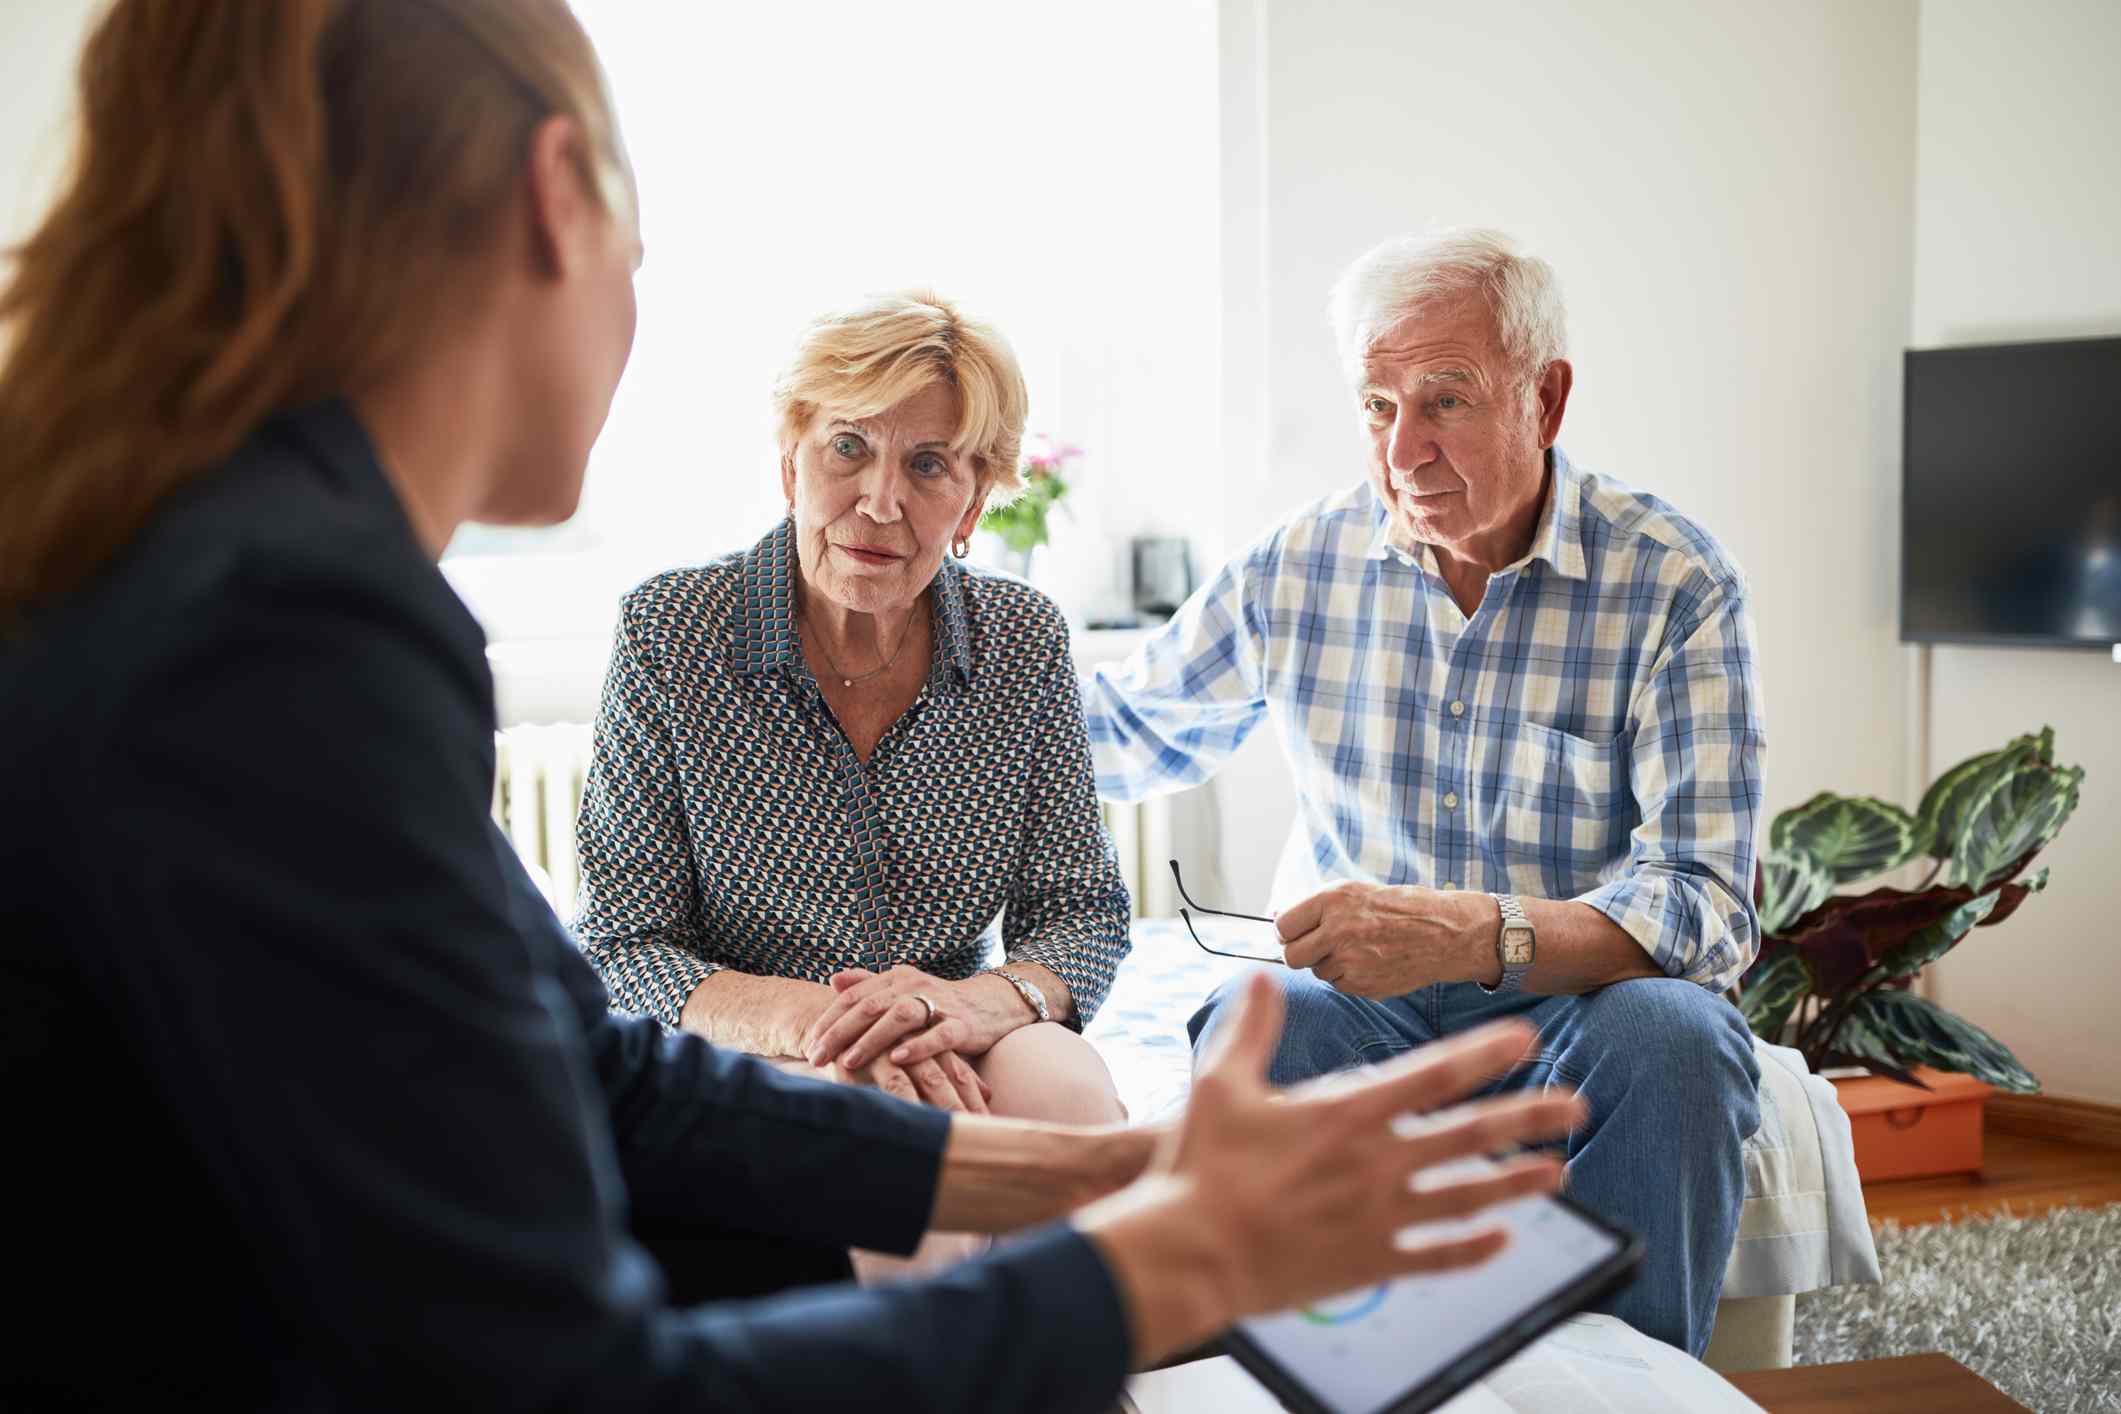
[1003,629,1133,1024]
[1083,543,1272,802]
[1574,577,1766,993]
[574,601,716,1027]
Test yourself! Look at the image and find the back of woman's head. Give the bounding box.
[0,0,633,624]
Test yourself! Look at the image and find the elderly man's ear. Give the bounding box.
[1535,360,1575,449]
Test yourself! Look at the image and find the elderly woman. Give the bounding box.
[575,291,1129,1127]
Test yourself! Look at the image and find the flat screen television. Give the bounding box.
[1902,336,2121,649]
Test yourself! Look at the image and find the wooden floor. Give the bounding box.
[1860,1128,2121,1226]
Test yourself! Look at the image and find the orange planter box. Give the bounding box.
[1831,1067,1994,1183]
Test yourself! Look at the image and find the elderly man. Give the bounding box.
[1085,229,1764,1357]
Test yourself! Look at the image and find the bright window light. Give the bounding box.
[448,0,1220,643]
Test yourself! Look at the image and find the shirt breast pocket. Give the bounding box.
[1492,719,1630,897]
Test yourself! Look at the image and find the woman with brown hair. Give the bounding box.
[0,3,1580,1410]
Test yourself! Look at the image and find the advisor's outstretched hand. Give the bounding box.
[1077,972,1583,1365]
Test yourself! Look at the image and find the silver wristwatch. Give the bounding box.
[987,966,1049,1024]
[1483,894,1536,994]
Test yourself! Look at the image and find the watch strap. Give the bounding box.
[987,966,1050,1024]
[1482,893,1534,995]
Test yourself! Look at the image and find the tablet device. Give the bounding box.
[1221,1191,1642,1414]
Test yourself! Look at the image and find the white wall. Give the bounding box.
[0,1,98,244]
[1913,0,2121,1106]
[1208,0,1922,906]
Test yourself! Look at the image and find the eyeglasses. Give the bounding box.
[1170,859,1287,964]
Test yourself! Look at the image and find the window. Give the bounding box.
[446,1,1221,658]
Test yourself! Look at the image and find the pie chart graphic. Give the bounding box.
[1299,1283,1389,1326]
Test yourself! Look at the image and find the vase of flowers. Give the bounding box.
[979,434,1081,579]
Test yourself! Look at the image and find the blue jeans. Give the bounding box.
[1188,971,1761,1357]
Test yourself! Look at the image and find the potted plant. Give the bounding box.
[1737,727,2083,1180]
[979,434,1081,579]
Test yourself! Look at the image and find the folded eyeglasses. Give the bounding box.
[1170,859,1287,964]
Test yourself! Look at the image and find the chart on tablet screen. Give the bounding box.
[1300,1284,1391,1326]
[1241,1196,1627,1414]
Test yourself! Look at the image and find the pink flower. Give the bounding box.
[1022,434,1085,477]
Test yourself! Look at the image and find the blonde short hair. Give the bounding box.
[770,290,1030,501]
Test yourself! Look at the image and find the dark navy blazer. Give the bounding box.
[0,401,1129,1411]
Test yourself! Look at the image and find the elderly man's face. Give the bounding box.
[1357,297,1569,569]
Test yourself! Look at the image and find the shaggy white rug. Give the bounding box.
[1795,1205,2121,1412]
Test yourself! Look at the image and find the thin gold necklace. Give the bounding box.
[803,600,922,688]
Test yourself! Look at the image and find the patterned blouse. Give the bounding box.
[572,519,1132,1032]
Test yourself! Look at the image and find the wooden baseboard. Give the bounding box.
[1986,1093,2121,1150]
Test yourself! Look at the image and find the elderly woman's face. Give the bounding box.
[782,381,987,616]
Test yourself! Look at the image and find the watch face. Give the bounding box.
[1501,929,1536,966]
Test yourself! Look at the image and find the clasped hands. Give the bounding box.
[797,962,1033,1115]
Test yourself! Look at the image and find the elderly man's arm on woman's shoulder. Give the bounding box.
[1574,575,1767,994]
[1082,537,1275,802]
[1001,631,1134,1027]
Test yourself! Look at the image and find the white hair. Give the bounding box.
[1326,228,1567,387]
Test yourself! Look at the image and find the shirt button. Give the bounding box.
[1450,700,1465,717]
[1443,791,1459,809]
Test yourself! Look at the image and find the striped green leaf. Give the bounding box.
[1918,743,2013,861]
[1758,847,1836,936]
[1918,728,2053,864]
[1771,793,1924,884]
[1947,757,2083,890]
[1834,989,2039,1094]
[1737,949,1812,1044]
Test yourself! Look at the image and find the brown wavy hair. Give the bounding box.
[0,0,632,626]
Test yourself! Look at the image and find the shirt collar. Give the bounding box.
[1362,447,1589,582]
[930,558,976,689]
[733,518,976,690]
[1528,447,1589,581]
[732,518,802,676]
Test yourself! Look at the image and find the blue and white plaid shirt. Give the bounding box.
[1085,449,1766,993]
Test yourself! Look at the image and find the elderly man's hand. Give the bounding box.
[1277,881,1494,997]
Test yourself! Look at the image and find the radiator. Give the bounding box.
[492,723,594,915]
[1102,798,1178,918]
[492,722,1174,921]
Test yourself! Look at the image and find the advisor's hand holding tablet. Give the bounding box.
[1076,972,1584,1368]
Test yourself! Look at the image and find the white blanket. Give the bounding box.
[1727,1038,1880,1295]
[1083,924,1879,1300]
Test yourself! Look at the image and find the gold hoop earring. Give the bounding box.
[952,538,971,560]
